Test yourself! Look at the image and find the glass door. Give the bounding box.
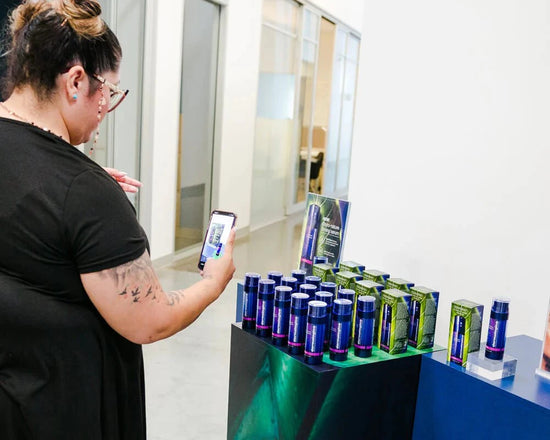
[175,0,221,251]
[288,13,336,212]
[87,0,146,211]
[324,29,360,197]
[251,0,300,229]
[310,17,336,195]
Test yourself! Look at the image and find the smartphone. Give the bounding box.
[197,210,237,270]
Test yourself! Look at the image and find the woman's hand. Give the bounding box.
[104,167,142,193]
[200,228,236,293]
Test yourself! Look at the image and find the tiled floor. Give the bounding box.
[143,213,304,439]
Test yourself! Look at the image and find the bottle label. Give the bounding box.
[486,318,506,352]
[330,319,350,352]
[288,313,306,345]
[243,292,256,320]
[305,322,325,355]
[354,317,374,349]
[256,299,273,329]
[272,306,289,337]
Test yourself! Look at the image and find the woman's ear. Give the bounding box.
[63,65,87,102]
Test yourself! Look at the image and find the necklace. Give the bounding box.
[0,101,65,142]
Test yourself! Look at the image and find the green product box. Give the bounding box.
[339,261,365,275]
[362,269,390,287]
[334,271,363,291]
[408,286,440,349]
[312,263,339,282]
[355,280,385,343]
[447,300,484,367]
[379,289,412,354]
[386,278,415,293]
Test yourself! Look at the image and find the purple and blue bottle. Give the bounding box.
[288,293,310,355]
[450,315,465,364]
[329,298,352,361]
[255,279,275,337]
[485,298,510,361]
[272,286,292,346]
[315,291,334,351]
[304,301,327,365]
[242,273,261,331]
[354,296,376,357]
[380,304,393,350]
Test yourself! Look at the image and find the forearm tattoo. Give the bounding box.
[99,251,183,306]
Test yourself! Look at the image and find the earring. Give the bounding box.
[72,93,78,100]
[89,85,105,158]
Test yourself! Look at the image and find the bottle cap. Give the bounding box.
[357,296,376,313]
[319,281,337,294]
[267,271,283,285]
[291,270,306,283]
[315,291,334,306]
[491,298,510,315]
[308,300,327,318]
[290,292,310,309]
[244,272,261,288]
[299,283,318,298]
[338,289,355,303]
[281,276,298,291]
[305,275,321,287]
[258,279,276,295]
[313,256,328,264]
[332,298,353,315]
[274,285,293,301]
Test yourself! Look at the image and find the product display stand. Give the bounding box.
[229,281,443,439]
[228,323,435,439]
[465,344,517,380]
[413,335,550,439]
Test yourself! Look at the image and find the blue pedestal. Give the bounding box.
[413,335,550,439]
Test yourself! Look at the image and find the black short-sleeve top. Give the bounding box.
[0,118,149,439]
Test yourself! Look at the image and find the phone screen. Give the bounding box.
[198,210,236,269]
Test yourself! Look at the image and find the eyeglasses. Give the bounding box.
[92,74,129,112]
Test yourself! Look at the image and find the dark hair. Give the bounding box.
[0,0,122,100]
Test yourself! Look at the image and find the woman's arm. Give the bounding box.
[81,229,236,344]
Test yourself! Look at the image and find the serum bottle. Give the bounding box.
[242,273,261,331]
[329,299,353,361]
[304,301,327,365]
[354,296,376,358]
[288,293,310,355]
[485,298,510,361]
[315,291,334,351]
[255,279,275,338]
[272,286,292,346]
[380,304,393,350]
[450,315,465,364]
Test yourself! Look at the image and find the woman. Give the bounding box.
[0,1,235,439]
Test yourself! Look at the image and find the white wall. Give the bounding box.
[346,0,550,345]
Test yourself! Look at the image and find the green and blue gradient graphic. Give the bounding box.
[228,325,443,439]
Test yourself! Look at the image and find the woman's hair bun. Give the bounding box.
[10,1,105,39]
[57,0,105,38]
